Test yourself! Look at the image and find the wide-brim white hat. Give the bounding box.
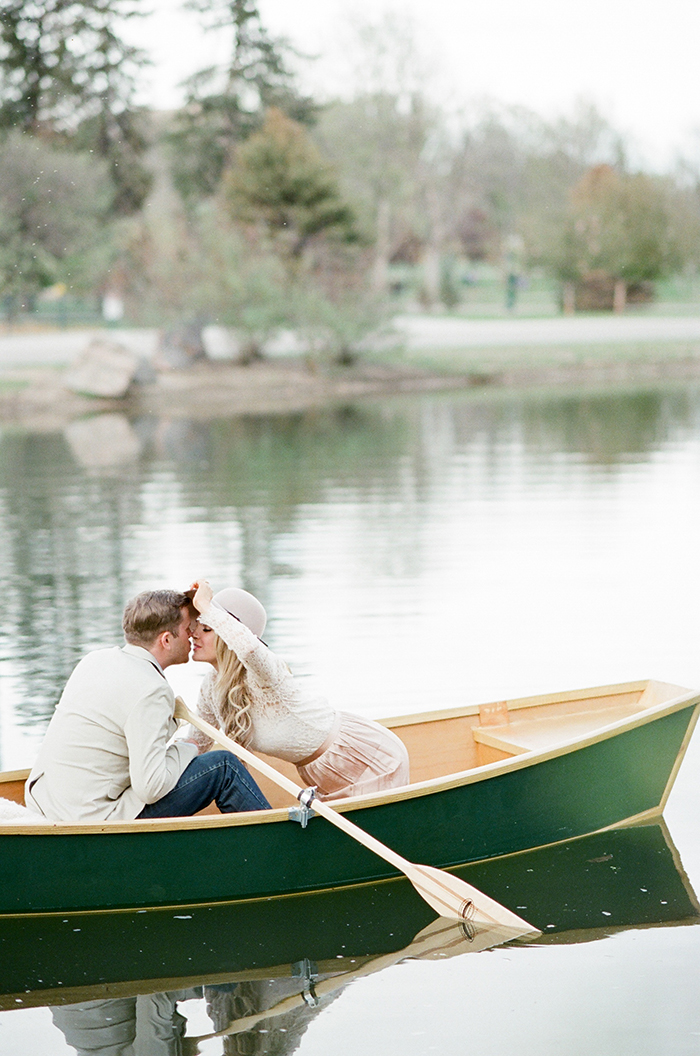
[212,587,267,637]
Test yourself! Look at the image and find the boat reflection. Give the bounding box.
[2,821,697,1054]
[43,915,525,1055]
[46,917,509,1055]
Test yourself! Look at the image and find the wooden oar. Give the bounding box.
[187,915,534,1045]
[174,698,535,930]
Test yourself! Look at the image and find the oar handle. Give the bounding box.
[174,698,411,873]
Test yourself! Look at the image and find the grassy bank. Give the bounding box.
[3,334,700,428]
[368,338,700,385]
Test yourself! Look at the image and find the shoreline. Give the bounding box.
[2,332,700,427]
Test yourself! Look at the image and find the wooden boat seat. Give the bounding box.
[472,702,643,756]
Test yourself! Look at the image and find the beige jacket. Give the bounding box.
[25,644,198,822]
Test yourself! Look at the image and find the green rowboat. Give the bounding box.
[0,678,697,916]
[0,820,696,1011]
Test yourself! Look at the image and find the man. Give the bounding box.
[25,589,270,821]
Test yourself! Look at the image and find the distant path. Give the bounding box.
[2,314,700,372]
[395,314,700,349]
[0,328,158,369]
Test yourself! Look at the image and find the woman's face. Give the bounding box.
[191,622,218,667]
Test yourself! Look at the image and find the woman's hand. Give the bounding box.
[190,579,214,614]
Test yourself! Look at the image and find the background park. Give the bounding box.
[2,3,700,1055]
[2,0,700,372]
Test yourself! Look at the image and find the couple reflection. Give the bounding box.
[52,991,193,1056]
[48,916,485,1055]
[48,916,511,1056]
[51,971,339,1056]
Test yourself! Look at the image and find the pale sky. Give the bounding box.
[131,0,700,168]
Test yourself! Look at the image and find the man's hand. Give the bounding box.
[178,738,201,751]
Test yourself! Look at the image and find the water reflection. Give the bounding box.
[51,991,196,1056]
[2,823,696,996]
[2,384,700,733]
[512,388,700,466]
[2,386,700,1052]
[0,820,695,1056]
[45,919,493,1056]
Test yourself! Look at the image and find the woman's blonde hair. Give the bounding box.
[211,635,255,746]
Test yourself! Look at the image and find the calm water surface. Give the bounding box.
[1,383,699,1053]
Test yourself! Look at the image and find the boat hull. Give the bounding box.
[0,697,696,915]
[0,820,697,1007]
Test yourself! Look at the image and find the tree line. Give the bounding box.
[1,1,699,357]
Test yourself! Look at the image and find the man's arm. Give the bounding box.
[124,685,198,805]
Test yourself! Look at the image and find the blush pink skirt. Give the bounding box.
[297,711,410,800]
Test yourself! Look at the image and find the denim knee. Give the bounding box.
[209,750,270,809]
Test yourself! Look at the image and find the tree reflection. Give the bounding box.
[0,384,698,731]
[0,431,138,724]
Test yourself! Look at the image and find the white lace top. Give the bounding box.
[191,604,336,763]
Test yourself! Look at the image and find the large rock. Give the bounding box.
[64,338,141,398]
[156,322,207,369]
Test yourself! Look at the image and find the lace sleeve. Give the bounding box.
[200,604,287,689]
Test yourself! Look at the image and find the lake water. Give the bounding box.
[1,382,699,1053]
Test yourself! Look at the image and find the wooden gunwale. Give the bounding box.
[1,680,697,837]
[380,678,653,726]
[1,963,360,1013]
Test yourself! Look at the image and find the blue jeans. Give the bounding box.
[137,751,270,818]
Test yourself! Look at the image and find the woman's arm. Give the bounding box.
[189,678,217,751]
[201,604,286,689]
[191,579,286,689]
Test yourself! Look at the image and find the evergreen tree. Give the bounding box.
[0,0,78,133]
[170,0,314,203]
[224,107,357,259]
[71,1,153,214]
[0,0,152,214]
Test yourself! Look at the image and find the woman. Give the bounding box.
[188,580,410,800]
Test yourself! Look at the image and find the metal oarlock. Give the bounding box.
[288,785,318,827]
[292,958,319,1006]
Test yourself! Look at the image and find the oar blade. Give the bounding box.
[407,915,539,956]
[406,863,537,932]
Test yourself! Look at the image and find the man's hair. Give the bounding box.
[122,590,192,647]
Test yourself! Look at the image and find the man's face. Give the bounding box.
[167,608,195,666]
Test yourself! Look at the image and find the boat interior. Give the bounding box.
[0,678,694,813]
[388,677,692,782]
